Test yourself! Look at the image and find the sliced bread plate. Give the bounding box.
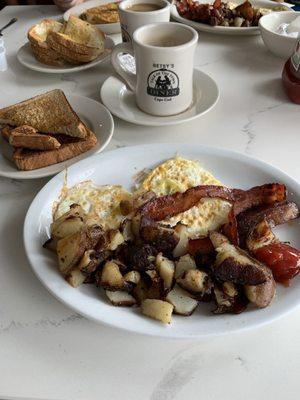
[171,0,293,36]
[17,37,114,74]
[24,144,300,338]
[64,0,121,34]
[0,94,114,179]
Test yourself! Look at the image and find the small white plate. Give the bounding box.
[64,0,121,35]
[100,69,219,126]
[17,37,114,74]
[0,94,114,179]
[171,0,292,36]
[24,144,300,338]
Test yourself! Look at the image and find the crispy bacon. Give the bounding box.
[237,201,299,247]
[140,184,286,222]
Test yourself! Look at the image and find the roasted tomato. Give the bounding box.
[254,243,300,286]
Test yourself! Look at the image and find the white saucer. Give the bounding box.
[0,93,114,179]
[17,37,114,74]
[64,0,121,35]
[100,69,219,127]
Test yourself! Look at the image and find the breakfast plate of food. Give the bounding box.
[17,16,114,73]
[0,89,114,179]
[100,69,219,126]
[24,144,300,338]
[64,0,121,34]
[171,0,292,35]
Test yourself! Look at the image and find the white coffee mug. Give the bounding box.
[118,0,170,43]
[111,22,198,116]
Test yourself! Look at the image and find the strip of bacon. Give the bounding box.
[140,184,286,222]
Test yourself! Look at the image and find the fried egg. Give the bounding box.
[53,181,132,230]
[140,157,232,238]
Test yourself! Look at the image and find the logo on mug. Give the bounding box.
[147,68,180,98]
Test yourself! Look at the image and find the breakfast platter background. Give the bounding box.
[1,3,300,400]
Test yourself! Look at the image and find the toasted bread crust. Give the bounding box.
[81,10,119,24]
[28,19,63,49]
[9,125,61,150]
[1,126,11,142]
[0,89,88,139]
[47,31,103,59]
[46,34,100,63]
[12,130,97,170]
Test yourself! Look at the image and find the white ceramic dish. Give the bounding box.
[171,0,292,36]
[259,11,300,59]
[0,94,114,179]
[100,69,219,126]
[24,144,300,338]
[17,37,114,74]
[64,0,121,34]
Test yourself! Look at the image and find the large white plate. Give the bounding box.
[171,0,292,36]
[100,69,219,126]
[0,94,114,179]
[17,37,114,74]
[64,0,121,34]
[24,144,300,338]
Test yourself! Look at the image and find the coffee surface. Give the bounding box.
[126,3,163,12]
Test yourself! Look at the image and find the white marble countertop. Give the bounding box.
[0,4,300,400]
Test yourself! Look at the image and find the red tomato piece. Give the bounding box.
[254,243,300,285]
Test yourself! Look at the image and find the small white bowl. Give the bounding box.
[259,11,299,59]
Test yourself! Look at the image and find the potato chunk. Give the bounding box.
[51,204,85,239]
[177,269,210,295]
[166,285,198,316]
[100,261,125,291]
[65,268,86,288]
[141,299,174,324]
[175,254,196,279]
[105,290,136,306]
[156,253,175,291]
[57,231,86,275]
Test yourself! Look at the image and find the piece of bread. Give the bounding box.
[0,89,88,139]
[46,33,100,63]
[47,16,105,60]
[1,125,11,142]
[12,130,97,171]
[30,43,65,67]
[81,3,120,24]
[28,19,63,49]
[8,125,61,150]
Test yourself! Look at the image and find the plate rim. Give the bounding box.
[17,37,114,74]
[0,93,114,179]
[100,68,220,126]
[23,143,300,338]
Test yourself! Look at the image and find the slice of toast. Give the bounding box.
[47,16,105,61]
[8,125,61,150]
[12,129,98,171]
[30,43,65,67]
[0,90,88,139]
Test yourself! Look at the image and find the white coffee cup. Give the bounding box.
[111,22,198,116]
[118,0,170,43]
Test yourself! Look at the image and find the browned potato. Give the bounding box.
[166,285,198,316]
[57,231,87,275]
[141,299,174,324]
[96,229,124,252]
[105,290,136,306]
[177,269,210,295]
[65,268,86,288]
[132,277,148,303]
[173,224,189,258]
[156,253,175,291]
[77,250,99,274]
[50,204,85,239]
[43,238,58,252]
[123,270,141,286]
[100,261,125,290]
[57,225,103,275]
[175,254,196,279]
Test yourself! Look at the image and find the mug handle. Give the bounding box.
[111,43,136,92]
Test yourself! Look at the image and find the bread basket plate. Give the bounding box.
[24,144,300,338]
[171,0,293,36]
[0,93,114,179]
[17,37,114,74]
[64,0,121,34]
